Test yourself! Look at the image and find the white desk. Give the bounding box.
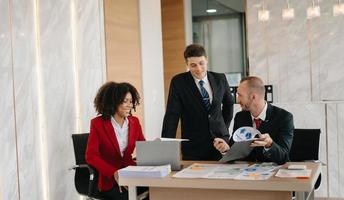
[120,161,321,200]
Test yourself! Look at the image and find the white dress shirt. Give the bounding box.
[193,75,213,103]
[251,101,268,128]
[111,117,129,157]
[250,102,271,151]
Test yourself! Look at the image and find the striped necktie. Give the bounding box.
[199,80,211,111]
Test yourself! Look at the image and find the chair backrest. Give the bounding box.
[289,128,322,190]
[72,133,103,198]
[72,133,89,165]
[289,129,321,161]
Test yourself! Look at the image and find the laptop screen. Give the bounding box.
[136,140,182,171]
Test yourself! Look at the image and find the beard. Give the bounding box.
[240,100,252,111]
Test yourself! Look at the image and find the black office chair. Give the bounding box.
[289,128,322,190]
[71,133,104,199]
[71,133,149,200]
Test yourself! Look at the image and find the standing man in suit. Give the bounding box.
[162,44,234,161]
[214,76,294,164]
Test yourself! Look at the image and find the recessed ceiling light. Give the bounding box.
[206,9,217,13]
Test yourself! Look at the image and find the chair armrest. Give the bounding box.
[70,164,96,180]
[137,190,149,200]
[70,164,98,196]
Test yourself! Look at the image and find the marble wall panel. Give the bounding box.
[337,103,344,197]
[247,1,344,103]
[1,0,105,199]
[326,103,340,197]
[246,0,269,81]
[307,2,344,102]
[0,0,11,68]
[75,0,106,133]
[0,68,19,200]
[38,0,78,199]
[78,69,103,132]
[0,1,19,200]
[246,0,312,103]
[11,0,44,198]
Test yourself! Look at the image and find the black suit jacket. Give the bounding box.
[162,71,234,160]
[229,103,294,165]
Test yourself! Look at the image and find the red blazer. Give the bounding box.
[85,115,145,191]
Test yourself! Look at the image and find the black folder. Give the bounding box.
[219,140,254,163]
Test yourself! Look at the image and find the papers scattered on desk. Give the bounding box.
[173,163,280,180]
[234,163,279,180]
[118,164,171,178]
[206,165,248,179]
[275,169,312,179]
[173,163,248,179]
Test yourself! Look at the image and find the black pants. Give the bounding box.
[101,186,148,200]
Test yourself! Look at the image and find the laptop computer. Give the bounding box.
[136,140,182,171]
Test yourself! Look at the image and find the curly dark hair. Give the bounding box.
[93,82,140,120]
[183,44,207,61]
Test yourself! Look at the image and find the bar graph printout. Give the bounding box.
[173,163,248,179]
[173,163,281,180]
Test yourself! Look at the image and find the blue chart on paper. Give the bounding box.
[233,126,261,142]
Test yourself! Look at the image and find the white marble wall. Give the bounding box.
[0,0,105,199]
[326,103,344,197]
[246,0,344,198]
[0,0,20,199]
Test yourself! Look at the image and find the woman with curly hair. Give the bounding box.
[86,82,146,200]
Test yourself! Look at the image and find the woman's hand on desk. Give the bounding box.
[213,138,230,153]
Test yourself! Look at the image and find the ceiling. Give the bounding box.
[191,0,245,17]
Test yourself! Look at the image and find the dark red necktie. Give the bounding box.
[254,118,262,129]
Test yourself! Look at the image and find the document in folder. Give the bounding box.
[219,140,254,163]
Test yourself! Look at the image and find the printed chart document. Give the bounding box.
[118,164,171,178]
[275,169,312,179]
[219,127,261,163]
[173,163,250,179]
[234,163,280,180]
[206,165,249,179]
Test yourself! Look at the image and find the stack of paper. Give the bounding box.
[275,169,312,179]
[118,164,171,178]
